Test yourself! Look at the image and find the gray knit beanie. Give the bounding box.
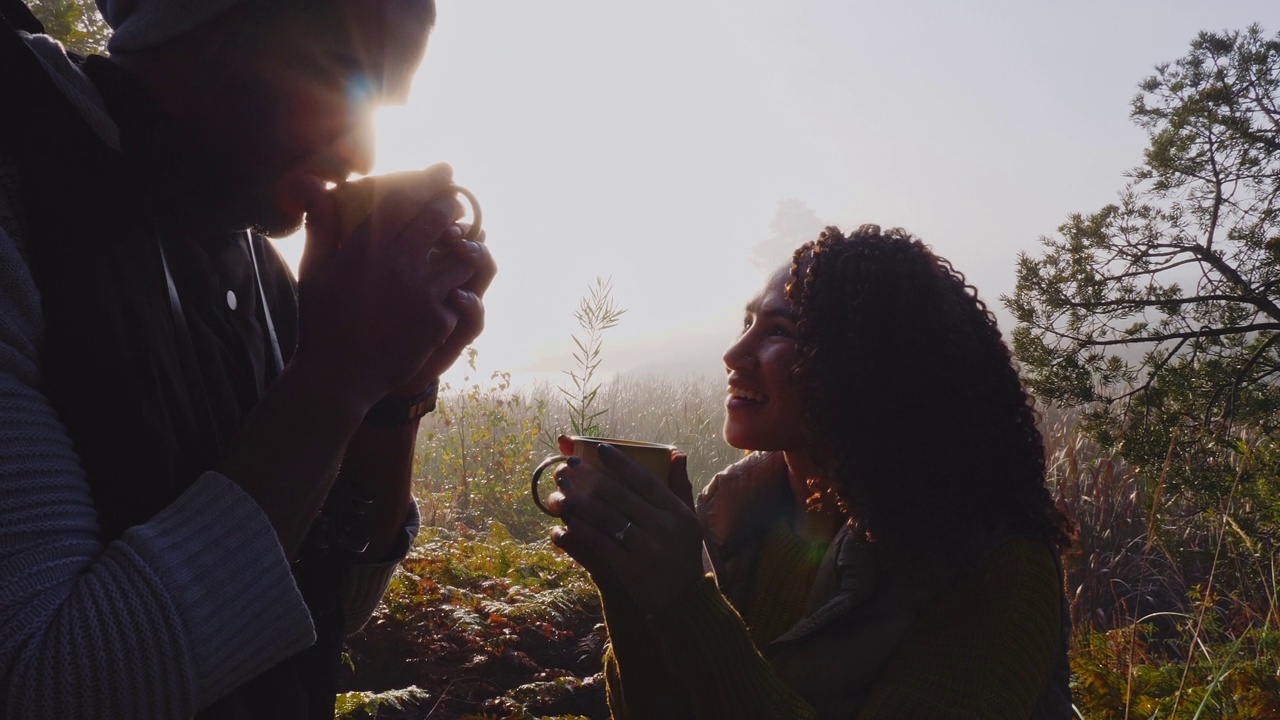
[97,0,250,52]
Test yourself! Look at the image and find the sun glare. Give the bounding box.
[270,0,1276,391]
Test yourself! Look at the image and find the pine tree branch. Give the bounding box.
[1047,323,1280,347]
[1054,294,1255,312]
[1189,244,1280,322]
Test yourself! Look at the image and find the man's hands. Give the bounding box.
[403,220,493,395]
[219,164,495,558]
[296,163,496,407]
[549,436,705,614]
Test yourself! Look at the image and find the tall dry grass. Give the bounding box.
[1042,405,1280,717]
[1041,406,1192,636]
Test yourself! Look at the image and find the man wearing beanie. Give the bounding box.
[0,1,495,717]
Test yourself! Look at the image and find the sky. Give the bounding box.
[273,0,1280,390]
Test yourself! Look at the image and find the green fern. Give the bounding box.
[334,685,432,719]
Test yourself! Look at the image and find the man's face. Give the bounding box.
[180,0,435,235]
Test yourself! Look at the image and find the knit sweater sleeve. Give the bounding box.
[343,501,421,634]
[601,587,698,720]
[0,224,315,718]
[604,575,815,720]
[856,538,1063,719]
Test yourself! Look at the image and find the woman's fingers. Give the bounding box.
[556,508,635,568]
[555,482,705,614]
[596,443,691,515]
[551,526,615,580]
[550,525,630,593]
[550,448,708,614]
[668,453,695,511]
[300,177,342,273]
[553,462,641,539]
[553,444,694,533]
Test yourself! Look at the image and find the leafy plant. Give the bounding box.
[1047,407,1280,718]
[417,348,552,542]
[25,0,110,56]
[1071,624,1280,719]
[560,278,625,437]
[341,524,608,719]
[335,686,433,719]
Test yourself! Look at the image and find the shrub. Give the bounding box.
[340,524,607,719]
[416,350,555,542]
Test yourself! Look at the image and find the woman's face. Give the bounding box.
[722,267,807,451]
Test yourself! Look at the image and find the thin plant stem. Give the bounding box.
[1170,456,1248,717]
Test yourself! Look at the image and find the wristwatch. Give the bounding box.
[298,483,373,561]
[364,381,439,426]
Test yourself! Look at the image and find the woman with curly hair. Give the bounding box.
[549,224,1073,719]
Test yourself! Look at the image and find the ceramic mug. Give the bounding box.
[530,436,675,517]
[331,167,482,242]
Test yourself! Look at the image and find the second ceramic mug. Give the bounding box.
[530,436,675,517]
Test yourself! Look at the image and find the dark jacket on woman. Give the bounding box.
[697,451,1073,719]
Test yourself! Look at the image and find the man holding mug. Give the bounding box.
[0,0,495,717]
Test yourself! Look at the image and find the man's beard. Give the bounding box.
[248,195,307,239]
[254,217,305,239]
[221,169,308,239]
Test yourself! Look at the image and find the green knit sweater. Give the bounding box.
[743,519,828,648]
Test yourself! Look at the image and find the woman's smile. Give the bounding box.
[726,383,767,406]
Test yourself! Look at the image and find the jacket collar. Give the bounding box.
[697,452,883,641]
[697,451,793,551]
[697,451,978,648]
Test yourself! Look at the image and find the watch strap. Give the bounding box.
[365,381,439,426]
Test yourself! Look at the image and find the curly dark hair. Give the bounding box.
[787,224,1071,554]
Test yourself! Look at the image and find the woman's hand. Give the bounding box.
[549,439,705,615]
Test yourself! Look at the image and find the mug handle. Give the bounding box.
[447,183,483,242]
[530,454,568,517]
